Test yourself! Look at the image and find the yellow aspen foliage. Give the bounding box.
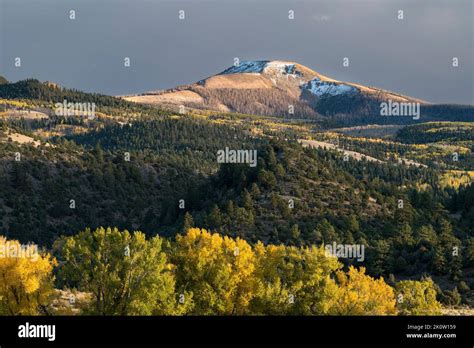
[173,228,258,315]
[0,236,57,315]
[328,266,397,315]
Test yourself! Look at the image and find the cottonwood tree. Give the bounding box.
[395,278,442,315]
[328,266,397,315]
[56,227,183,315]
[0,236,56,315]
[172,228,258,315]
[250,242,341,315]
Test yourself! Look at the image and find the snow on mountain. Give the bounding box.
[262,61,299,75]
[220,60,302,78]
[220,61,269,74]
[303,79,358,97]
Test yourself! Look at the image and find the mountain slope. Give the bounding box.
[124,60,426,118]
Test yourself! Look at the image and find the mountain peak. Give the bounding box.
[219,60,298,75]
[124,60,426,117]
[218,60,343,87]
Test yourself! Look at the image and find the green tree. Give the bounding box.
[93,142,104,163]
[250,242,341,315]
[417,225,438,247]
[291,224,301,241]
[182,212,194,233]
[57,227,181,315]
[250,183,261,198]
[395,279,442,315]
[241,189,253,211]
[316,219,338,243]
[397,223,414,246]
[440,287,461,306]
[207,205,223,230]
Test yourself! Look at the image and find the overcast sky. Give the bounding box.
[0,0,472,104]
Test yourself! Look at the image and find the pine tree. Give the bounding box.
[250,183,261,198]
[182,212,194,233]
[316,219,338,244]
[207,205,223,230]
[241,189,253,211]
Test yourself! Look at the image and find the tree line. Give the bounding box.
[0,228,441,316]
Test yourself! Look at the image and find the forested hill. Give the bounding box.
[0,78,135,108]
[1,118,472,288]
[395,122,474,144]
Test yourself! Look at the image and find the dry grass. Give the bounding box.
[124,90,204,105]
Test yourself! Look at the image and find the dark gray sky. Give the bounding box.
[1,0,473,104]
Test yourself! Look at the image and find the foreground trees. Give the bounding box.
[328,267,397,315]
[0,237,56,315]
[251,242,340,315]
[56,227,182,315]
[173,228,257,315]
[395,279,442,315]
[1,228,444,315]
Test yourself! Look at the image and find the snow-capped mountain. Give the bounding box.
[124,60,426,118]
